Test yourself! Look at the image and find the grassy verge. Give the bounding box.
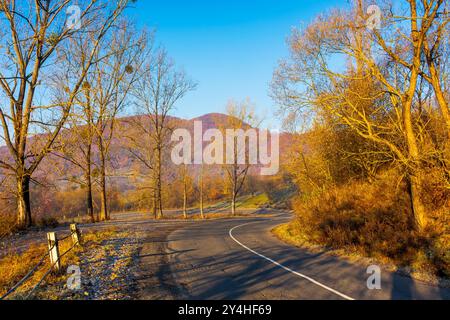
[274,175,450,286]
[273,218,449,287]
[156,212,273,221]
[236,193,270,209]
[0,228,121,299]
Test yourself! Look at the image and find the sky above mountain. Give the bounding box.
[128,0,348,129]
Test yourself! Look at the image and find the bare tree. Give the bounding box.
[222,99,258,216]
[54,21,146,222]
[131,48,196,219]
[53,83,96,223]
[87,22,146,221]
[0,0,131,228]
[407,0,449,136]
[271,0,449,231]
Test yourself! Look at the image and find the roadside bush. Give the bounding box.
[291,172,449,277]
[0,214,17,239]
[37,216,59,229]
[0,244,47,297]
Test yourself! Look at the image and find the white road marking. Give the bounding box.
[229,222,355,301]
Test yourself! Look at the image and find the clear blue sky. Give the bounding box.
[128,0,347,129]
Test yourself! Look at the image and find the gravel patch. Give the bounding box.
[77,231,142,300]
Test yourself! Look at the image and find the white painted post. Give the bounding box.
[70,224,81,246]
[47,232,60,272]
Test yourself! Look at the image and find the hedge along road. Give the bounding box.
[162,211,450,300]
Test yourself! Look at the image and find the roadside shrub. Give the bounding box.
[37,216,59,229]
[420,167,450,211]
[0,214,17,239]
[291,172,449,276]
[0,244,47,297]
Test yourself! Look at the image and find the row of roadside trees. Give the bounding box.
[0,0,262,229]
[0,0,137,228]
[272,0,449,233]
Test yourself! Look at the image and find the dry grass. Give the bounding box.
[152,212,259,220]
[189,212,259,220]
[36,216,60,229]
[236,193,270,208]
[0,228,120,299]
[277,173,449,279]
[0,214,18,239]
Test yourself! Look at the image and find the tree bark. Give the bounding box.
[85,87,95,223]
[183,171,188,219]
[429,68,450,137]
[156,144,163,219]
[423,22,450,138]
[17,175,32,228]
[152,187,157,219]
[99,181,108,221]
[408,173,427,231]
[231,192,236,216]
[85,145,95,223]
[403,89,427,231]
[199,165,205,219]
[98,136,108,221]
[402,10,426,231]
[86,171,94,223]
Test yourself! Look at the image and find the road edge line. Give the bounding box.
[229,222,355,301]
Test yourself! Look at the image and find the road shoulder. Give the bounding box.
[134,224,191,300]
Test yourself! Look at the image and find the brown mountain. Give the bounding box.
[0,113,293,188]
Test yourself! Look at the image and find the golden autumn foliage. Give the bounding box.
[273,0,449,277]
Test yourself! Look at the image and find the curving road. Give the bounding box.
[164,212,450,300]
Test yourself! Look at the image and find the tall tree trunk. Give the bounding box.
[430,71,450,137]
[199,165,205,219]
[231,160,237,216]
[404,102,427,231]
[99,170,108,221]
[99,180,108,221]
[85,87,94,223]
[152,185,157,219]
[98,137,108,221]
[231,192,236,216]
[183,167,187,219]
[423,31,450,138]
[86,172,94,223]
[156,144,163,219]
[408,173,426,231]
[85,146,94,223]
[157,174,163,218]
[402,24,427,231]
[17,174,32,228]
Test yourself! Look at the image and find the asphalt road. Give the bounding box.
[165,212,450,300]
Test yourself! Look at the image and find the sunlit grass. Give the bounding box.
[236,193,270,209]
[273,177,450,280]
[0,228,120,299]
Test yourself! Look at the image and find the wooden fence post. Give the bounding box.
[47,232,60,272]
[70,224,81,246]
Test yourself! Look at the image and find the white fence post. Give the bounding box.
[47,232,60,272]
[70,223,81,247]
